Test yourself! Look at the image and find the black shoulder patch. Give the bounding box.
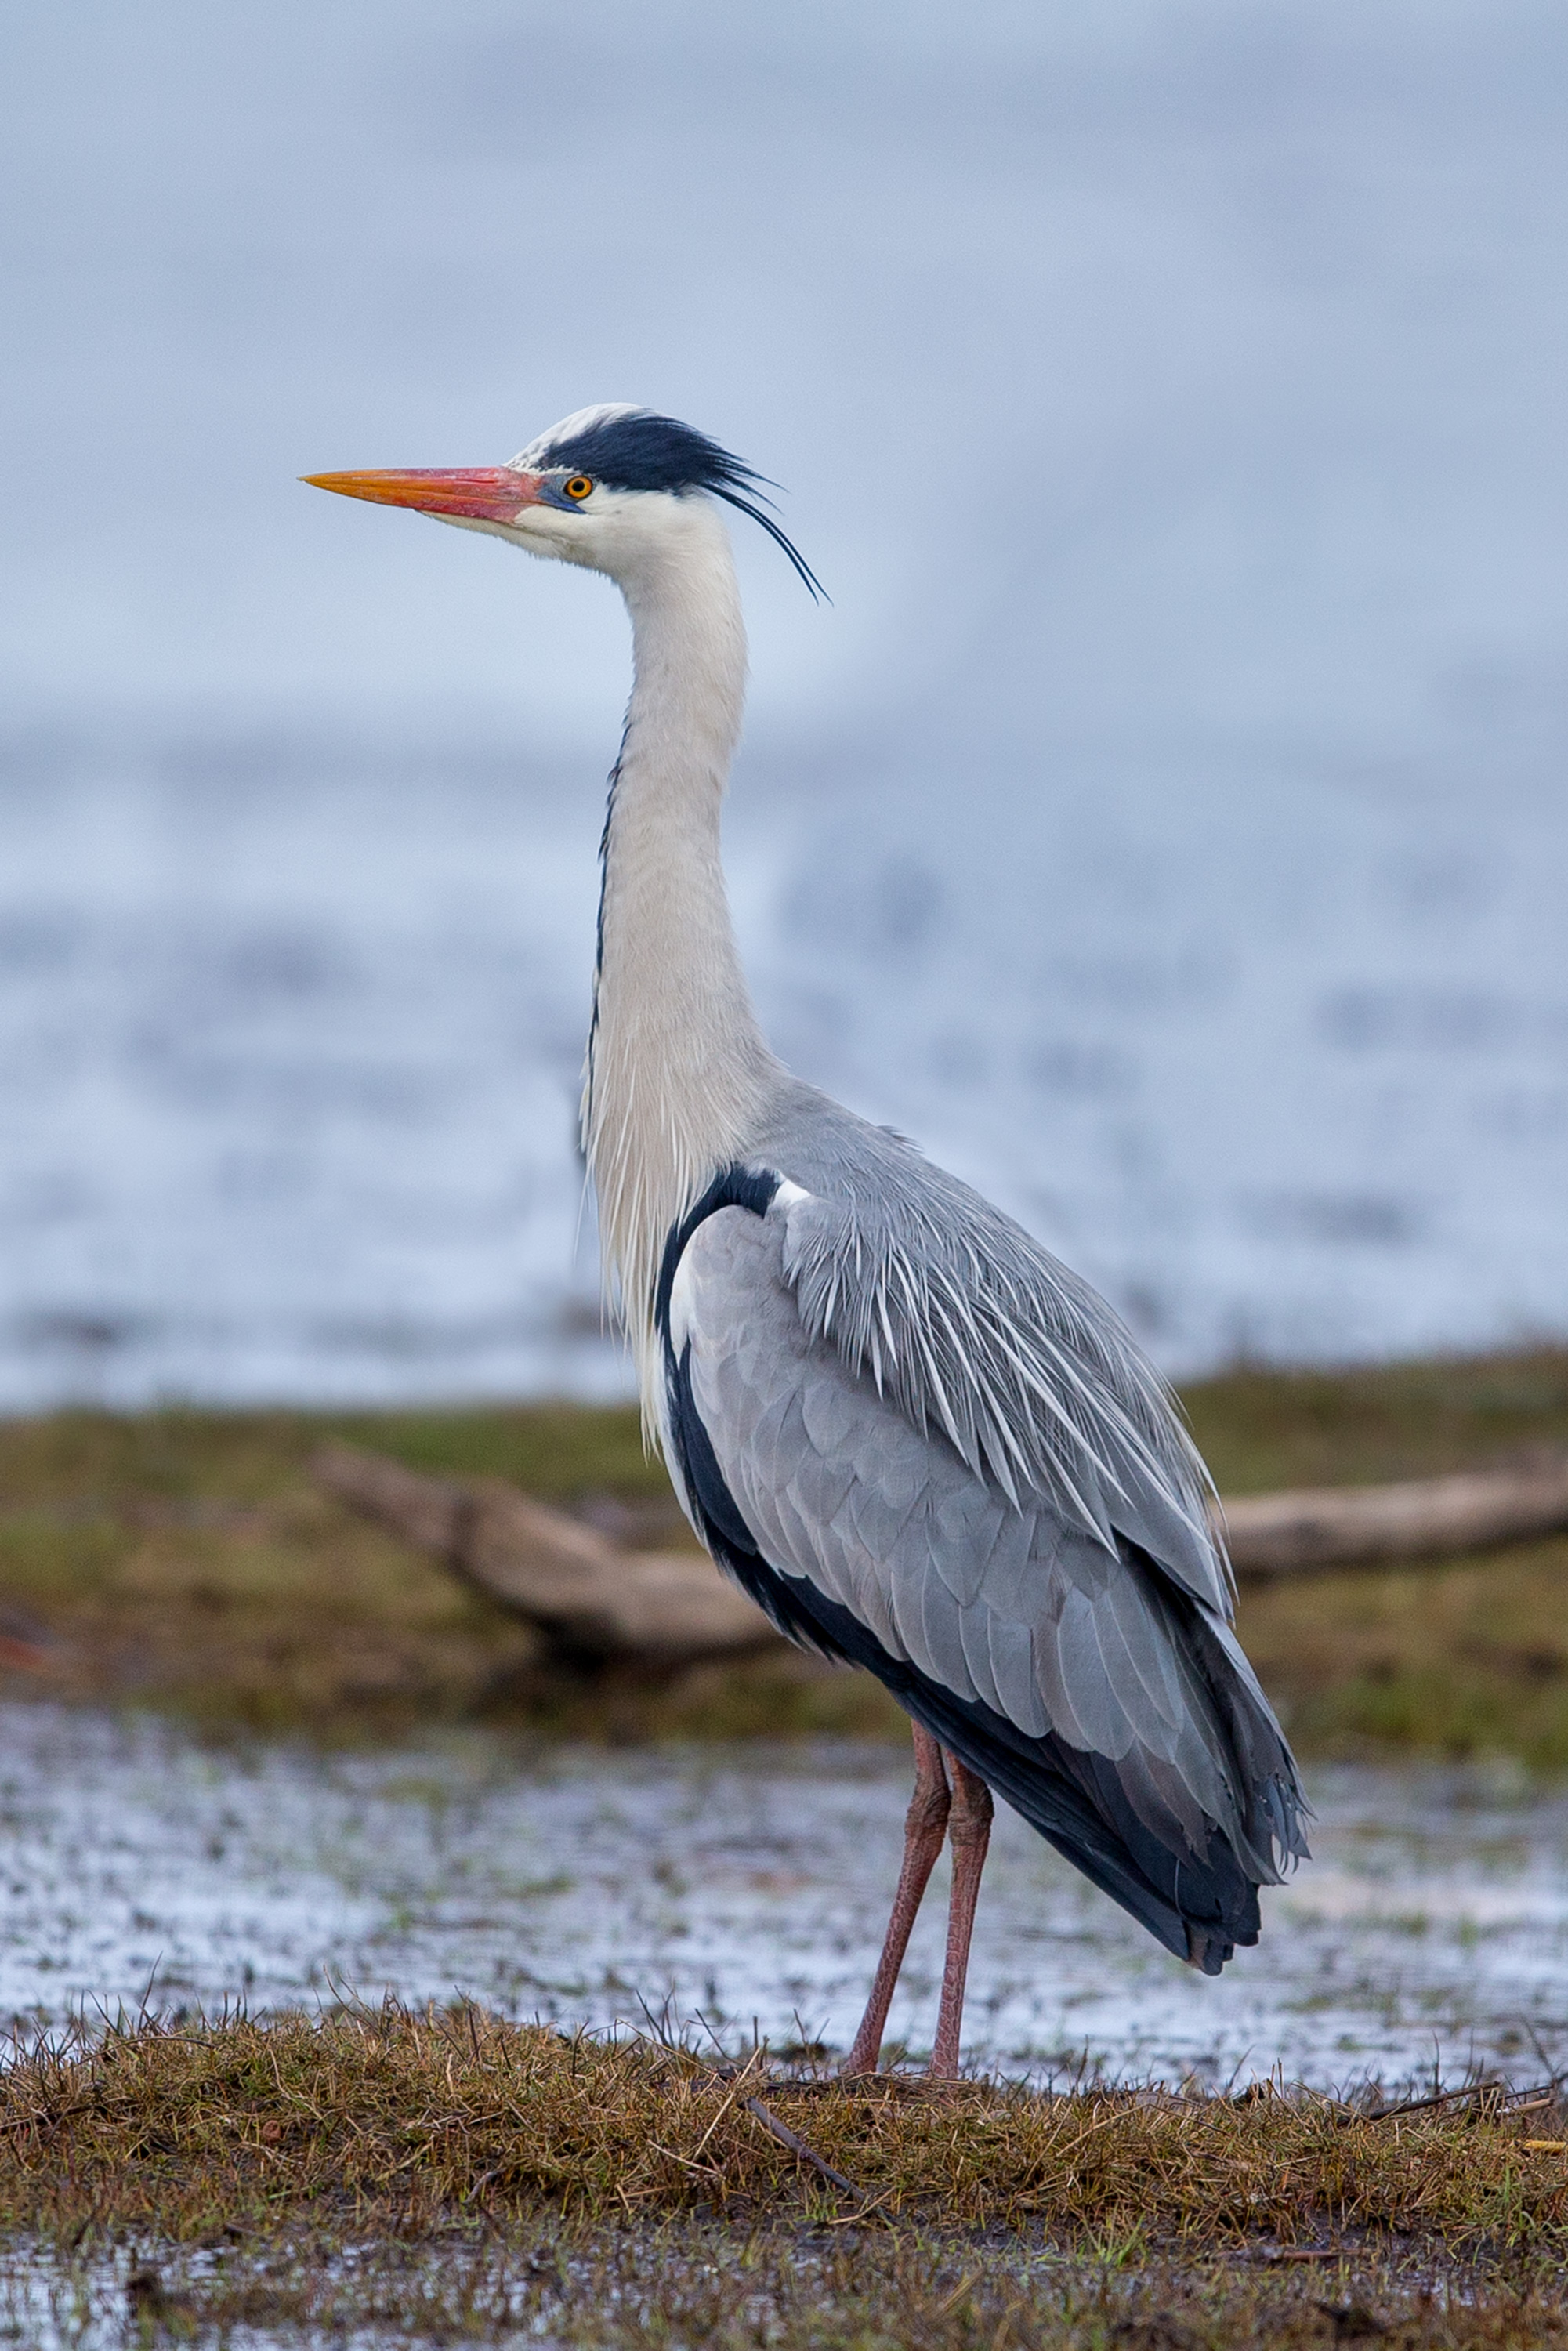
[654,1163,780,1349]
[653,1161,803,1623]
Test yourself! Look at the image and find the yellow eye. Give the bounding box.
[563,475,593,502]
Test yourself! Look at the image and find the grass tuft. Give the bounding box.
[4,2002,1568,2258]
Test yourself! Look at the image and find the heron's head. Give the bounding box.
[304,404,821,598]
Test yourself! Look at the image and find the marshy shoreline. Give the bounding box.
[5,1349,1568,2343]
[5,2001,1568,2347]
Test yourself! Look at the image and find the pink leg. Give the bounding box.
[928,1755,994,2080]
[842,1724,951,2076]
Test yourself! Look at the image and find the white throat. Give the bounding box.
[583,498,777,1400]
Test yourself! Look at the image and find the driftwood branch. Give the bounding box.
[313,1443,786,1669]
[316,1437,1568,1668]
[1219,1452,1568,1580]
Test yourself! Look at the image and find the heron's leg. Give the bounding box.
[842,1724,950,2076]
[928,1755,994,2080]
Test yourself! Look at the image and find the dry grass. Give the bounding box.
[9,2008,1568,2345]
[9,1368,1568,2337]
[0,1349,1567,1750]
[2,2001,1566,2255]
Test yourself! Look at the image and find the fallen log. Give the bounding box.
[1219,1452,1568,1579]
[316,1439,1568,1669]
[313,1443,787,1668]
[0,1605,61,1677]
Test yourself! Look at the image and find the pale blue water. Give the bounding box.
[1,0,1565,1405]
[0,713,1563,1405]
[1,1707,1563,2097]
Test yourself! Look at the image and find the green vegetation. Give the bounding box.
[1183,1348,1568,1494]
[1190,1347,1568,1770]
[0,1349,1566,1752]
[0,1400,899,1741]
[1237,1538,1568,1770]
[0,1396,665,1514]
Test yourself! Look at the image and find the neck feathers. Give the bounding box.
[584,500,775,1399]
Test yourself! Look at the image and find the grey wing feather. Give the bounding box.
[673,1197,1305,1890]
[767,1140,1231,1617]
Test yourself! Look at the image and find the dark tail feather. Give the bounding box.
[889,1668,1261,1971]
[715,1531,1275,1969]
[666,1353,1302,1972]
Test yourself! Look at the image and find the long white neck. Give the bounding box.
[584,498,777,1395]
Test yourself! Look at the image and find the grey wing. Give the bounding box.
[666,1194,1307,1959]
[770,1144,1234,1620]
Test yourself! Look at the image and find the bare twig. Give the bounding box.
[743,2096,864,2200]
[1365,2079,1555,2124]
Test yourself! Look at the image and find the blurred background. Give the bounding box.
[2,0,1566,1411]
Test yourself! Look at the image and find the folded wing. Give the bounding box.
[661,1176,1307,1972]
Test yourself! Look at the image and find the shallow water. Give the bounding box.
[2,1704,1565,2096]
[2,719,1566,1412]
[4,0,1568,1407]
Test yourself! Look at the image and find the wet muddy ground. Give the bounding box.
[2,1703,1565,2096]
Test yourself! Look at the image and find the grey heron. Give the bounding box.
[306,408,1309,2078]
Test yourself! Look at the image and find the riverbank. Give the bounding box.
[4,1360,1568,2342]
[4,2004,1566,2349]
[28,2000,1515,2241]
[0,1349,1566,1754]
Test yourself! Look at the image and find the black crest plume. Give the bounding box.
[538,410,825,600]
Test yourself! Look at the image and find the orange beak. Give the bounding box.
[302,465,545,524]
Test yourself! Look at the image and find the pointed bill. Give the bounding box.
[302,467,544,523]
